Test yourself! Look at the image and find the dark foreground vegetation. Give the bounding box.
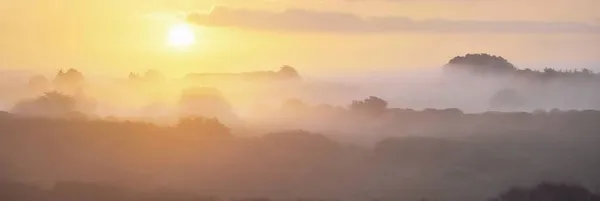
[0,180,598,201]
[1,109,599,201]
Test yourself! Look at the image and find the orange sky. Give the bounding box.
[0,0,598,76]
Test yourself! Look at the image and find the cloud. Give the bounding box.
[187,6,600,34]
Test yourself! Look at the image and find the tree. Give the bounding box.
[54,68,85,95]
[445,53,517,75]
[178,87,239,125]
[144,69,166,83]
[543,67,558,77]
[277,65,301,80]
[581,68,594,76]
[12,91,78,118]
[177,117,232,139]
[350,96,388,115]
[128,72,140,80]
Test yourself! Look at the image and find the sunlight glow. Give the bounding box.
[167,24,196,48]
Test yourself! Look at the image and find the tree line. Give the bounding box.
[446,53,597,80]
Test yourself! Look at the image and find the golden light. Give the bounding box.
[167,24,196,48]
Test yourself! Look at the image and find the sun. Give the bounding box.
[167,24,196,48]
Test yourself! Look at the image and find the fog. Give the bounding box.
[3,54,600,119]
[1,54,600,201]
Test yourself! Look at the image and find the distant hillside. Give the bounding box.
[185,65,301,83]
[445,53,597,80]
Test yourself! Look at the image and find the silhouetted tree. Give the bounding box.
[11,91,77,118]
[179,87,239,125]
[128,72,141,80]
[128,69,166,84]
[581,68,594,76]
[446,53,598,81]
[177,117,232,139]
[144,69,166,83]
[277,65,301,80]
[350,96,388,115]
[543,67,558,77]
[446,53,517,75]
[54,68,85,95]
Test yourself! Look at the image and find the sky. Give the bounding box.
[0,0,598,76]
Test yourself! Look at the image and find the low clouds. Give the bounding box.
[187,6,600,34]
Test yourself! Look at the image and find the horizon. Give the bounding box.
[1,1,600,201]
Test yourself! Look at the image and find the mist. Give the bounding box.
[1,53,600,201]
[3,54,600,118]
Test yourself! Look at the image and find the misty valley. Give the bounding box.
[0,54,600,201]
